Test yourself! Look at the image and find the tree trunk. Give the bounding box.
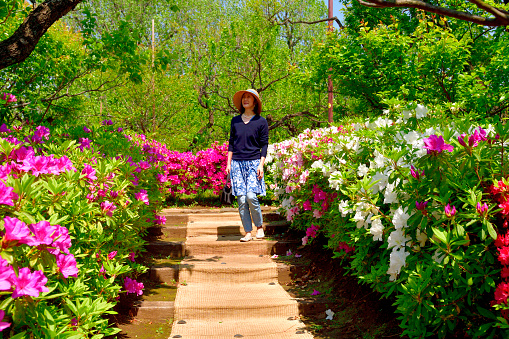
[0,0,83,70]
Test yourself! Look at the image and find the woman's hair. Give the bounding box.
[240,102,259,115]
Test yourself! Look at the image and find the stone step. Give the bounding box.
[185,235,277,256]
[297,297,328,318]
[150,265,179,285]
[185,235,301,256]
[186,220,243,237]
[146,225,187,239]
[174,283,300,320]
[277,262,309,285]
[264,220,291,235]
[178,255,277,284]
[170,317,313,339]
[163,214,189,226]
[145,240,186,258]
[132,300,175,323]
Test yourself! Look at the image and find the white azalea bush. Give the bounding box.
[266,103,509,338]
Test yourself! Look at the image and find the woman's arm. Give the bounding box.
[257,156,265,180]
[226,151,233,176]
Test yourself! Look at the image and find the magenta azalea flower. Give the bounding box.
[100,201,116,217]
[424,135,454,155]
[477,202,488,215]
[1,92,17,104]
[35,126,50,139]
[108,251,117,260]
[129,252,136,262]
[102,119,113,126]
[28,221,57,246]
[154,215,166,225]
[124,277,144,296]
[311,289,321,296]
[306,224,320,238]
[10,146,34,162]
[78,137,91,151]
[0,259,14,291]
[11,267,49,298]
[0,181,18,206]
[0,310,11,332]
[54,156,76,173]
[20,156,50,176]
[81,164,97,181]
[0,164,12,181]
[156,174,168,183]
[303,200,312,211]
[410,166,424,180]
[137,161,151,170]
[415,201,428,211]
[0,124,10,133]
[83,126,92,133]
[445,204,457,218]
[49,225,72,255]
[56,253,79,278]
[2,216,34,246]
[134,189,149,205]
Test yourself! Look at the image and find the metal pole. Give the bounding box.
[152,19,156,133]
[327,0,334,124]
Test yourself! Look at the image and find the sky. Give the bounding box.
[323,0,345,30]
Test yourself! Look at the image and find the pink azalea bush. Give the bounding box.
[0,121,168,337]
[127,135,228,197]
[266,105,509,338]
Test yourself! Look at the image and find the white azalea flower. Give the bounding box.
[383,185,399,204]
[357,164,369,177]
[402,110,412,120]
[416,228,428,247]
[373,150,386,169]
[432,249,446,264]
[403,131,420,146]
[415,104,428,119]
[338,200,350,217]
[392,206,410,229]
[387,248,410,281]
[328,171,343,190]
[311,159,324,170]
[326,309,335,320]
[387,229,411,249]
[370,218,384,241]
[371,172,389,194]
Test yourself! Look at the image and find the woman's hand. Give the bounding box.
[226,164,231,176]
[257,165,264,180]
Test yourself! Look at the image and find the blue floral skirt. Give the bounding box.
[230,159,266,197]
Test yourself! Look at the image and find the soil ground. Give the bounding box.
[270,230,405,339]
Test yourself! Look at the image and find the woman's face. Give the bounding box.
[242,93,255,111]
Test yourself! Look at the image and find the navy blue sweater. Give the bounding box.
[228,114,269,160]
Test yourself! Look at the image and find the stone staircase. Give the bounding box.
[114,207,324,338]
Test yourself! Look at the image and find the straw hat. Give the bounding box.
[233,89,262,115]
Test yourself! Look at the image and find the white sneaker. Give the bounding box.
[240,233,252,242]
[256,228,265,239]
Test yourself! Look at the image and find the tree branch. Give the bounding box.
[0,0,83,70]
[266,110,328,130]
[276,16,344,29]
[355,0,509,26]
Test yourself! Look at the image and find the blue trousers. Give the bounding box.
[237,192,263,232]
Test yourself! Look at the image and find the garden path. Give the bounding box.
[168,209,314,339]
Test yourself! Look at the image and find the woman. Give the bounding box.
[226,89,269,242]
